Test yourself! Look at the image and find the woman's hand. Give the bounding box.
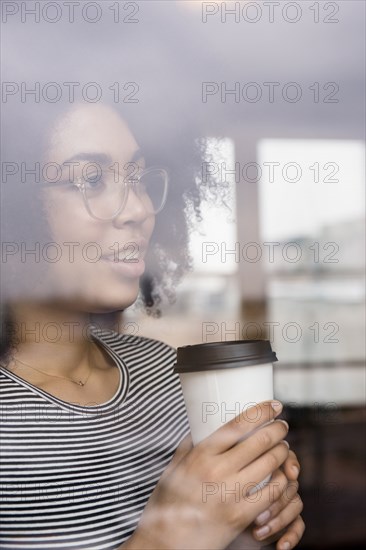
[131,401,290,550]
[251,448,305,550]
[224,449,305,550]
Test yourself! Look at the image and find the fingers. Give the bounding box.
[226,419,289,471]
[236,466,289,526]
[275,516,306,550]
[252,488,304,546]
[240,441,289,493]
[282,450,301,481]
[254,479,299,526]
[202,400,283,454]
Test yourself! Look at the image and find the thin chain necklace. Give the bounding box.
[9,356,93,387]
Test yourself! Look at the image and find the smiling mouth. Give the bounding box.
[100,239,148,264]
[102,251,141,263]
[100,254,146,279]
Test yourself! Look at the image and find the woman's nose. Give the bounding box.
[112,185,151,227]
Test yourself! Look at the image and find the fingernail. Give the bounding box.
[271,401,283,412]
[255,525,270,539]
[279,419,289,430]
[255,510,271,525]
[292,465,300,476]
[280,542,291,550]
[282,440,290,449]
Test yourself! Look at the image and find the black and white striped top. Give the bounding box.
[0,327,191,549]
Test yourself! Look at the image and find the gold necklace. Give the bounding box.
[10,356,92,387]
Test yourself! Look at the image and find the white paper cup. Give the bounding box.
[174,340,278,492]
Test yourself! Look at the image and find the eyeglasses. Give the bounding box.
[38,166,169,221]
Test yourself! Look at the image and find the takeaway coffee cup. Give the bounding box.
[174,340,278,490]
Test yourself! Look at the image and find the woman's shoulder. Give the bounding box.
[91,325,176,349]
[90,325,177,360]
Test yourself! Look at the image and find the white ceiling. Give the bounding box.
[2,0,365,138]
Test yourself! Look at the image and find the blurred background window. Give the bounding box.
[257,139,365,405]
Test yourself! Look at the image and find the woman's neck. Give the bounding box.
[5,301,119,378]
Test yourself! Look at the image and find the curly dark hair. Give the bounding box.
[0,16,231,362]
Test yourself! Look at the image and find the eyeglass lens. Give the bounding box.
[82,168,167,219]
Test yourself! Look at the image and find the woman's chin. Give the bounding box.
[39,270,141,311]
[39,285,139,315]
[74,293,138,314]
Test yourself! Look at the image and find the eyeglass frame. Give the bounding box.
[35,165,169,222]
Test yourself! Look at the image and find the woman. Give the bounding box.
[0,95,305,549]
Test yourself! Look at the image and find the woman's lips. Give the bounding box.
[101,256,146,278]
[100,239,147,278]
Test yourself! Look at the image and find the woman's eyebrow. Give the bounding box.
[62,150,144,166]
[62,153,112,166]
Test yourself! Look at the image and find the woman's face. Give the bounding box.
[40,103,155,313]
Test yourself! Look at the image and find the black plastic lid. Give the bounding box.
[174,339,277,373]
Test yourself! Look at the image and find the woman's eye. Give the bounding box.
[84,173,104,189]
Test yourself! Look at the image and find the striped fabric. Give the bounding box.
[0,327,191,549]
